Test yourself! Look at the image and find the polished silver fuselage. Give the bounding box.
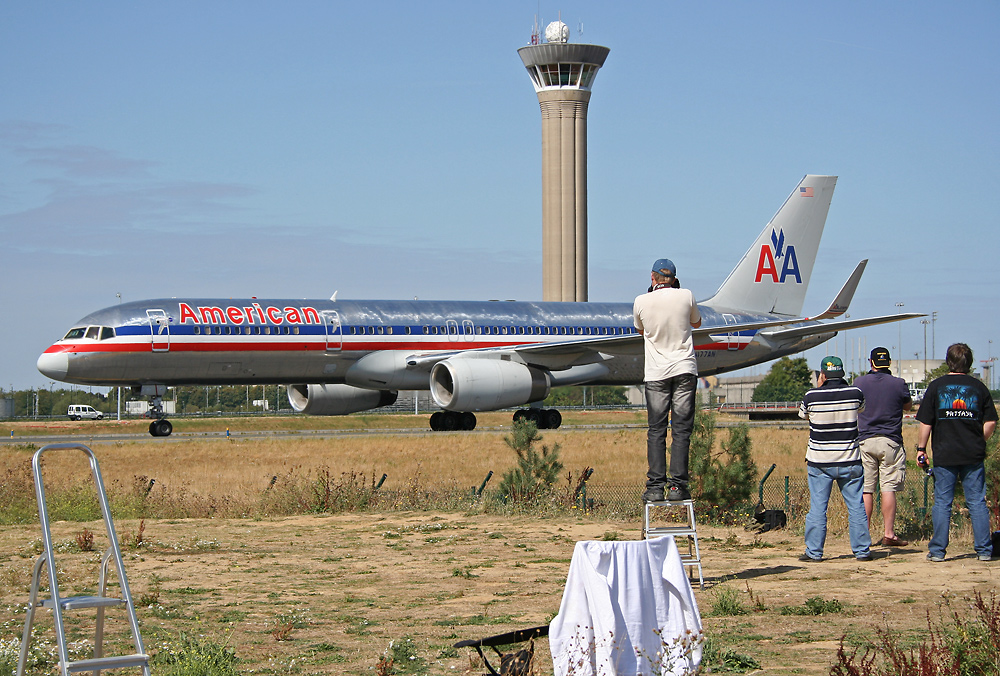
[38,298,832,388]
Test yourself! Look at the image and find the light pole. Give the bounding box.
[895,302,904,378]
[921,319,930,385]
[931,311,937,359]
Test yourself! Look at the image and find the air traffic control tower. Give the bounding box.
[518,22,609,302]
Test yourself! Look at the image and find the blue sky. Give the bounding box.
[2,1,998,390]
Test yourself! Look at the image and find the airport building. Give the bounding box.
[518,22,609,302]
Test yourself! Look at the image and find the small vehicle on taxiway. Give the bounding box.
[67,404,103,421]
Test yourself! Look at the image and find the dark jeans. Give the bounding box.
[645,374,697,491]
[929,462,992,559]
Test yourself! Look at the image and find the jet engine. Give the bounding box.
[286,384,398,416]
[430,358,550,412]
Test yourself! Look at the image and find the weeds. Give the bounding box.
[710,586,748,616]
[780,596,845,616]
[151,633,240,676]
[700,635,763,673]
[74,527,94,552]
[833,590,1000,675]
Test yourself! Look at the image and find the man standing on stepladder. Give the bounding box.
[634,258,702,503]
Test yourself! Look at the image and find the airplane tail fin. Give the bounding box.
[701,175,837,316]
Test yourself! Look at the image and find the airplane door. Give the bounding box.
[723,314,739,351]
[446,319,460,342]
[461,320,475,342]
[321,311,342,352]
[146,309,170,352]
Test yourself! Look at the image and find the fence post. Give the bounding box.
[922,472,931,517]
[758,464,776,506]
[784,476,790,514]
[476,471,493,497]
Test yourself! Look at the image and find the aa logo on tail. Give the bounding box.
[755,228,801,283]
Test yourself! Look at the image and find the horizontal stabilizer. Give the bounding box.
[761,312,926,341]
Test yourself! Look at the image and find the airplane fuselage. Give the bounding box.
[38,297,832,388]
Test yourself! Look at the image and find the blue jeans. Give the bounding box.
[645,374,697,491]
[804,462,872,559]
[929,463,992,559]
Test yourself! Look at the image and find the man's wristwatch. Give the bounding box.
[916,446,926,454]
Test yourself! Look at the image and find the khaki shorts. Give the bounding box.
[860,437,906,492]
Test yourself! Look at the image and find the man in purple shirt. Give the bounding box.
[853,347,912,546]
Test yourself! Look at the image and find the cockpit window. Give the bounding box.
[85,327,100,340]
[63,327,87,340]
[100,327,115,340]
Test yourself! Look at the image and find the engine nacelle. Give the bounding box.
[430,358,550,412]
[286,384,398,416]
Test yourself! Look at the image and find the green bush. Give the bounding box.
[689,412,758,522]
[495,420,563,503]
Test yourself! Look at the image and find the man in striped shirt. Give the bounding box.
[797,356,873,562]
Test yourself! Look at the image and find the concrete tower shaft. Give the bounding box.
[518,41,610,302]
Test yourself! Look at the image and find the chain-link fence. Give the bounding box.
[571,472,937,528]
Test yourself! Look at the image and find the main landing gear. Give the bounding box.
[513,408,562,429]
[429,411,477,431]
[427,409,563,432]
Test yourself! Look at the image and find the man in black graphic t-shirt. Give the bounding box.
[916,343,998,562]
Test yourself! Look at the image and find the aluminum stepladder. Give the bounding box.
[643,499,703,588]
[17,443,150,676]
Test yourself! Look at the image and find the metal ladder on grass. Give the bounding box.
[643,498,703,589]
[17,443,150,676]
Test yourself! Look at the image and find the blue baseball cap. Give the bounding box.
[651,258,676,276]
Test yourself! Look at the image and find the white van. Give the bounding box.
[68,405,103,421]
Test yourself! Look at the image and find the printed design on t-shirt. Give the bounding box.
[936,384,981,420]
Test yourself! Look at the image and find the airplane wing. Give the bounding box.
[760,312,926,341]
[405,314,812,371]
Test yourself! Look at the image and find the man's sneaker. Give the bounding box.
[856,554,873,561]
[798,554,822,563]
[642,488,664,503]
[666,486,691,501]
[978,553,993,561]
[927,554,945,562]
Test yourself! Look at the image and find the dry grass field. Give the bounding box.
[1,415,994,675]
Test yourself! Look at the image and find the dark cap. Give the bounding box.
[870,347,892,369]
[651,258,676,276]
[820,355,845,378]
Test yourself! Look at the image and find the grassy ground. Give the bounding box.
[0,417,990,675]
[1,512,995,675]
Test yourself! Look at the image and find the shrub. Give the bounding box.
[496,420,563,503]
[689,412,758,522]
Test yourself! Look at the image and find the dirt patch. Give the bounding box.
[2,513,997,674]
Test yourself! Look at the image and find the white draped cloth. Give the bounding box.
[549,538,703,676]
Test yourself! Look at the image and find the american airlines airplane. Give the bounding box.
[38,175,921,437]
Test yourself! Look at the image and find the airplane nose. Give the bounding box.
[37,351,69,380]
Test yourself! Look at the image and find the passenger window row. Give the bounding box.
[64,323,636,340]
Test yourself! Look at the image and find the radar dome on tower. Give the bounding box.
[544,21,569,43]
